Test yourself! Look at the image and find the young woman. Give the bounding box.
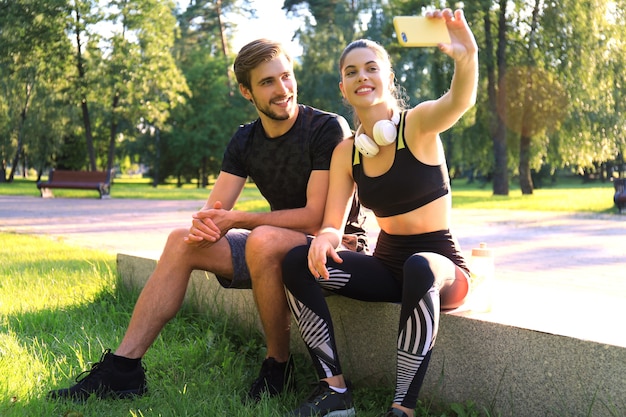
[281,9,478,417]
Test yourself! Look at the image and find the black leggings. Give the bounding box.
[282,231,468,409]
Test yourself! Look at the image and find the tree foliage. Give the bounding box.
[0,0,72,181]
[0,0,624,191]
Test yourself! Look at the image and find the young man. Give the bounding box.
[48,38,366,402]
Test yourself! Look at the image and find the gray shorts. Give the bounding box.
[216,229,252,289]
[216,229,364,289]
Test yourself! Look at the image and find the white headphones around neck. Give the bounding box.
[354,109,401,157]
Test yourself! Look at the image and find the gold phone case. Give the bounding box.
[393,16,451,47]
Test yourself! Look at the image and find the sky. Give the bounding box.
[227,0,304,57]
[177,0,305,57]
[95,1,305,57]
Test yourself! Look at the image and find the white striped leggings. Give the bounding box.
[282,238,468,409]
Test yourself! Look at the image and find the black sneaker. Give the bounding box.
[382,408,409,417]
[247,356,295,402]
[47,349,147,401]
[286,380,355,417]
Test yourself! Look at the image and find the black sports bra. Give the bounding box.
[352,111,450,218]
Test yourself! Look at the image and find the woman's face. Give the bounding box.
[339,47,393,109]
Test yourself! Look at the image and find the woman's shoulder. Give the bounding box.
[332,137,356,166]
[403,101,443,139]
[336,136,355,152]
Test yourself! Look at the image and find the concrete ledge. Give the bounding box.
[117,253,626,417]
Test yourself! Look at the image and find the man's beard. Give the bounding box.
[253,95,295,121]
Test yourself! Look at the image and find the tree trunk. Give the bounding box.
[80,99,97,171]
[201,155,209,187]
[74,6,97,171]
[485,0,509,195]
[106,92,120,175]
[215,0,233,93]
[518,0,541,196]
[492,123,509,195]
[8,82,33,182]
[152,127,160,188]
[519,134,534,194]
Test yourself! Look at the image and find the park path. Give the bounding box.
[1,195,625,347]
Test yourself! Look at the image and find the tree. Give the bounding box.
[177,0,255,92]
[543,0,626,178]
[499,66,567,193]
[296,14,351,118]
[469,0,511,195]
[0,0,73,182]
[68,0,102,172]
[165,49,251,186]
[165,0,256,187]
[21,58,79,178]
[2,0,624,190]
[101,0,189,184]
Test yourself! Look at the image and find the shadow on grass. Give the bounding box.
[1,277,315,417]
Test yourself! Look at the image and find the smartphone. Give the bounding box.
[393,16,450,47]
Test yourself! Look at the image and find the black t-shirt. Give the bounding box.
[221,105,349,211]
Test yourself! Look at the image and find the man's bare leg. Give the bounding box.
[116,227,235,358]
[48,227,236,400]
[243,225,308,401]
[246,225,308,362]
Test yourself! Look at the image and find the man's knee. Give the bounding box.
[245,227,284,284]
[166,228,189,246]
[247,225,278,249]
[162,228,214,269]
[247,226,306,257]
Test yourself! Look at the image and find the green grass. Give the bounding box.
[1,233,483,417]
[450,177,617,213]
[0,175,619,214]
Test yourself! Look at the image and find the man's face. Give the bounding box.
[241,54,298,121]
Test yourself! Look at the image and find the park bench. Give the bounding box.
[37,169,112,199]
[613,178,626,213]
